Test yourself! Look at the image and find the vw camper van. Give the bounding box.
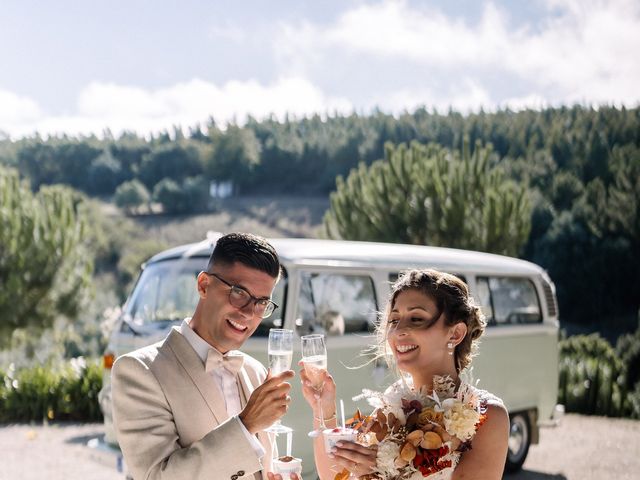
[99,234,561,476]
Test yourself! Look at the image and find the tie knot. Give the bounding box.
[206,348,244,375]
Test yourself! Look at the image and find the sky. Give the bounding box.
[1,0,639,138]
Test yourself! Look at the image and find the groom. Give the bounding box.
[111,232,294,480]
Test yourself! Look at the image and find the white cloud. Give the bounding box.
[0,89,43,126]
[373,79,493,114]
[275,0,640,108]
[0,77,352,138]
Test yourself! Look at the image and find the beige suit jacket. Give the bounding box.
[111,327,274,480]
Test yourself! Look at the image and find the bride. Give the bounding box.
[300,269,508,480]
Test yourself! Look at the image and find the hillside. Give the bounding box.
[126,195,329,247]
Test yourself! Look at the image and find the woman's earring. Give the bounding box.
[447,342,454,355]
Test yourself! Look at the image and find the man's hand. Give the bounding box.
[239,369,294,434]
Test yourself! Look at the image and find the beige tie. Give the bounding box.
[205,349,244,375]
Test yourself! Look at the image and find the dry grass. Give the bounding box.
[125,195,329,247]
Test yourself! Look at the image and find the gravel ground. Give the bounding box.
[1,414,638,480]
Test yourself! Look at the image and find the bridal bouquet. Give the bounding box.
[344,376,487,480]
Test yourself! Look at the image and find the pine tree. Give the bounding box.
[323,139,531,256]
[0,167,93,346]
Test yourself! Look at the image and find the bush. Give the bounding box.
[0,358,102,422]
[558,334,626,416]
[153,175,209,214]
[114,179,150,214]
[628,383,640,419]
[616,324,640,393]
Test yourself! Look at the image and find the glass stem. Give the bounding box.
[317,394,326,430]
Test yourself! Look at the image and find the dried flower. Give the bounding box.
[443,402,482,441]
[418,407,443,426]
[419,431,443,450]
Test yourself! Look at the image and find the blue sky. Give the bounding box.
[1,0,638,138]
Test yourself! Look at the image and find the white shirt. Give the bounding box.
[180,318,266,458]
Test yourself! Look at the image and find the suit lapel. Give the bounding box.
[165,328,229,424]
[237,366,253,408]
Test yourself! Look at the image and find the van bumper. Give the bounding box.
[87,436,125,473]
[539,403,564,428]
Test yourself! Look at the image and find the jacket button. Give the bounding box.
[231,476,238,480]
[238,471,245,476]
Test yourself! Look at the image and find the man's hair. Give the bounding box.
[207,232,281,278]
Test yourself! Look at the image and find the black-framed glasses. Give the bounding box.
[205,272,278,318]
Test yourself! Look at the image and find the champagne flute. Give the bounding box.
[301,334,328,438]
[266,328,294,434]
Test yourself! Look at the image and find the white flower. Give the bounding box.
[382,385,404,407]
[375,441,401,478]
[443,401,481,441]
[441,398,456,410]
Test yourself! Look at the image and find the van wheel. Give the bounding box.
[505,412,530,472]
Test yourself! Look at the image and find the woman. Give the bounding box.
[300,269,509,480]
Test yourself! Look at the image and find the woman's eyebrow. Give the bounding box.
[407,306,429,312]
[390,306,430,313]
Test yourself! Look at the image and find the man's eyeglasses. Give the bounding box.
[205,272,278,318]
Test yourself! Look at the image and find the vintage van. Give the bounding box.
[99,233,561,477]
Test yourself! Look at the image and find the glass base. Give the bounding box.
[307,428,322,438]
[265,423,293,434]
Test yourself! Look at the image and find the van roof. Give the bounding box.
[147,237,544,276]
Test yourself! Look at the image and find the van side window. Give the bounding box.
[477,276,542,325]
[296,272,377,335]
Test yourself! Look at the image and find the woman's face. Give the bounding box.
[386,289,452,375]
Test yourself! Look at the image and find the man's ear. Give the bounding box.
[196,272,210,298]
[450,322,468,346]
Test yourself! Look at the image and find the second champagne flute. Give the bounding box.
[266,328,293,434]
[300,334,328,438]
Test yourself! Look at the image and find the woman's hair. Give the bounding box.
[376,268,486,373]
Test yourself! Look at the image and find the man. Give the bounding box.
[112,232,294,480]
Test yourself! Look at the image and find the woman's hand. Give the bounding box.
[266,473,301,480]
[298,360,336,418]
[328,441,378,478]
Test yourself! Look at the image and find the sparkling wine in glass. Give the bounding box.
[266,328,293,434]
[301,334,328,438]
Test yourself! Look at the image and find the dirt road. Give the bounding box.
[1,414,638,480]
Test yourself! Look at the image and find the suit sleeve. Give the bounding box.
[112,354,263,480]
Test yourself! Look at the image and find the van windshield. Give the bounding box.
[125,257,286,336]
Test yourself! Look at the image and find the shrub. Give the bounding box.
[153,175,209,214]
[0,358,102,422]
[114,179,150,214]
[153,177,188,214]
[558,334,626,416]
[616,324,640,393]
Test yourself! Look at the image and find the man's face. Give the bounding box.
[195,261,278,353]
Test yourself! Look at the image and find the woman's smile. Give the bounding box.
[395,343,419,354]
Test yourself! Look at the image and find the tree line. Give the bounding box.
[1,106,638,333]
